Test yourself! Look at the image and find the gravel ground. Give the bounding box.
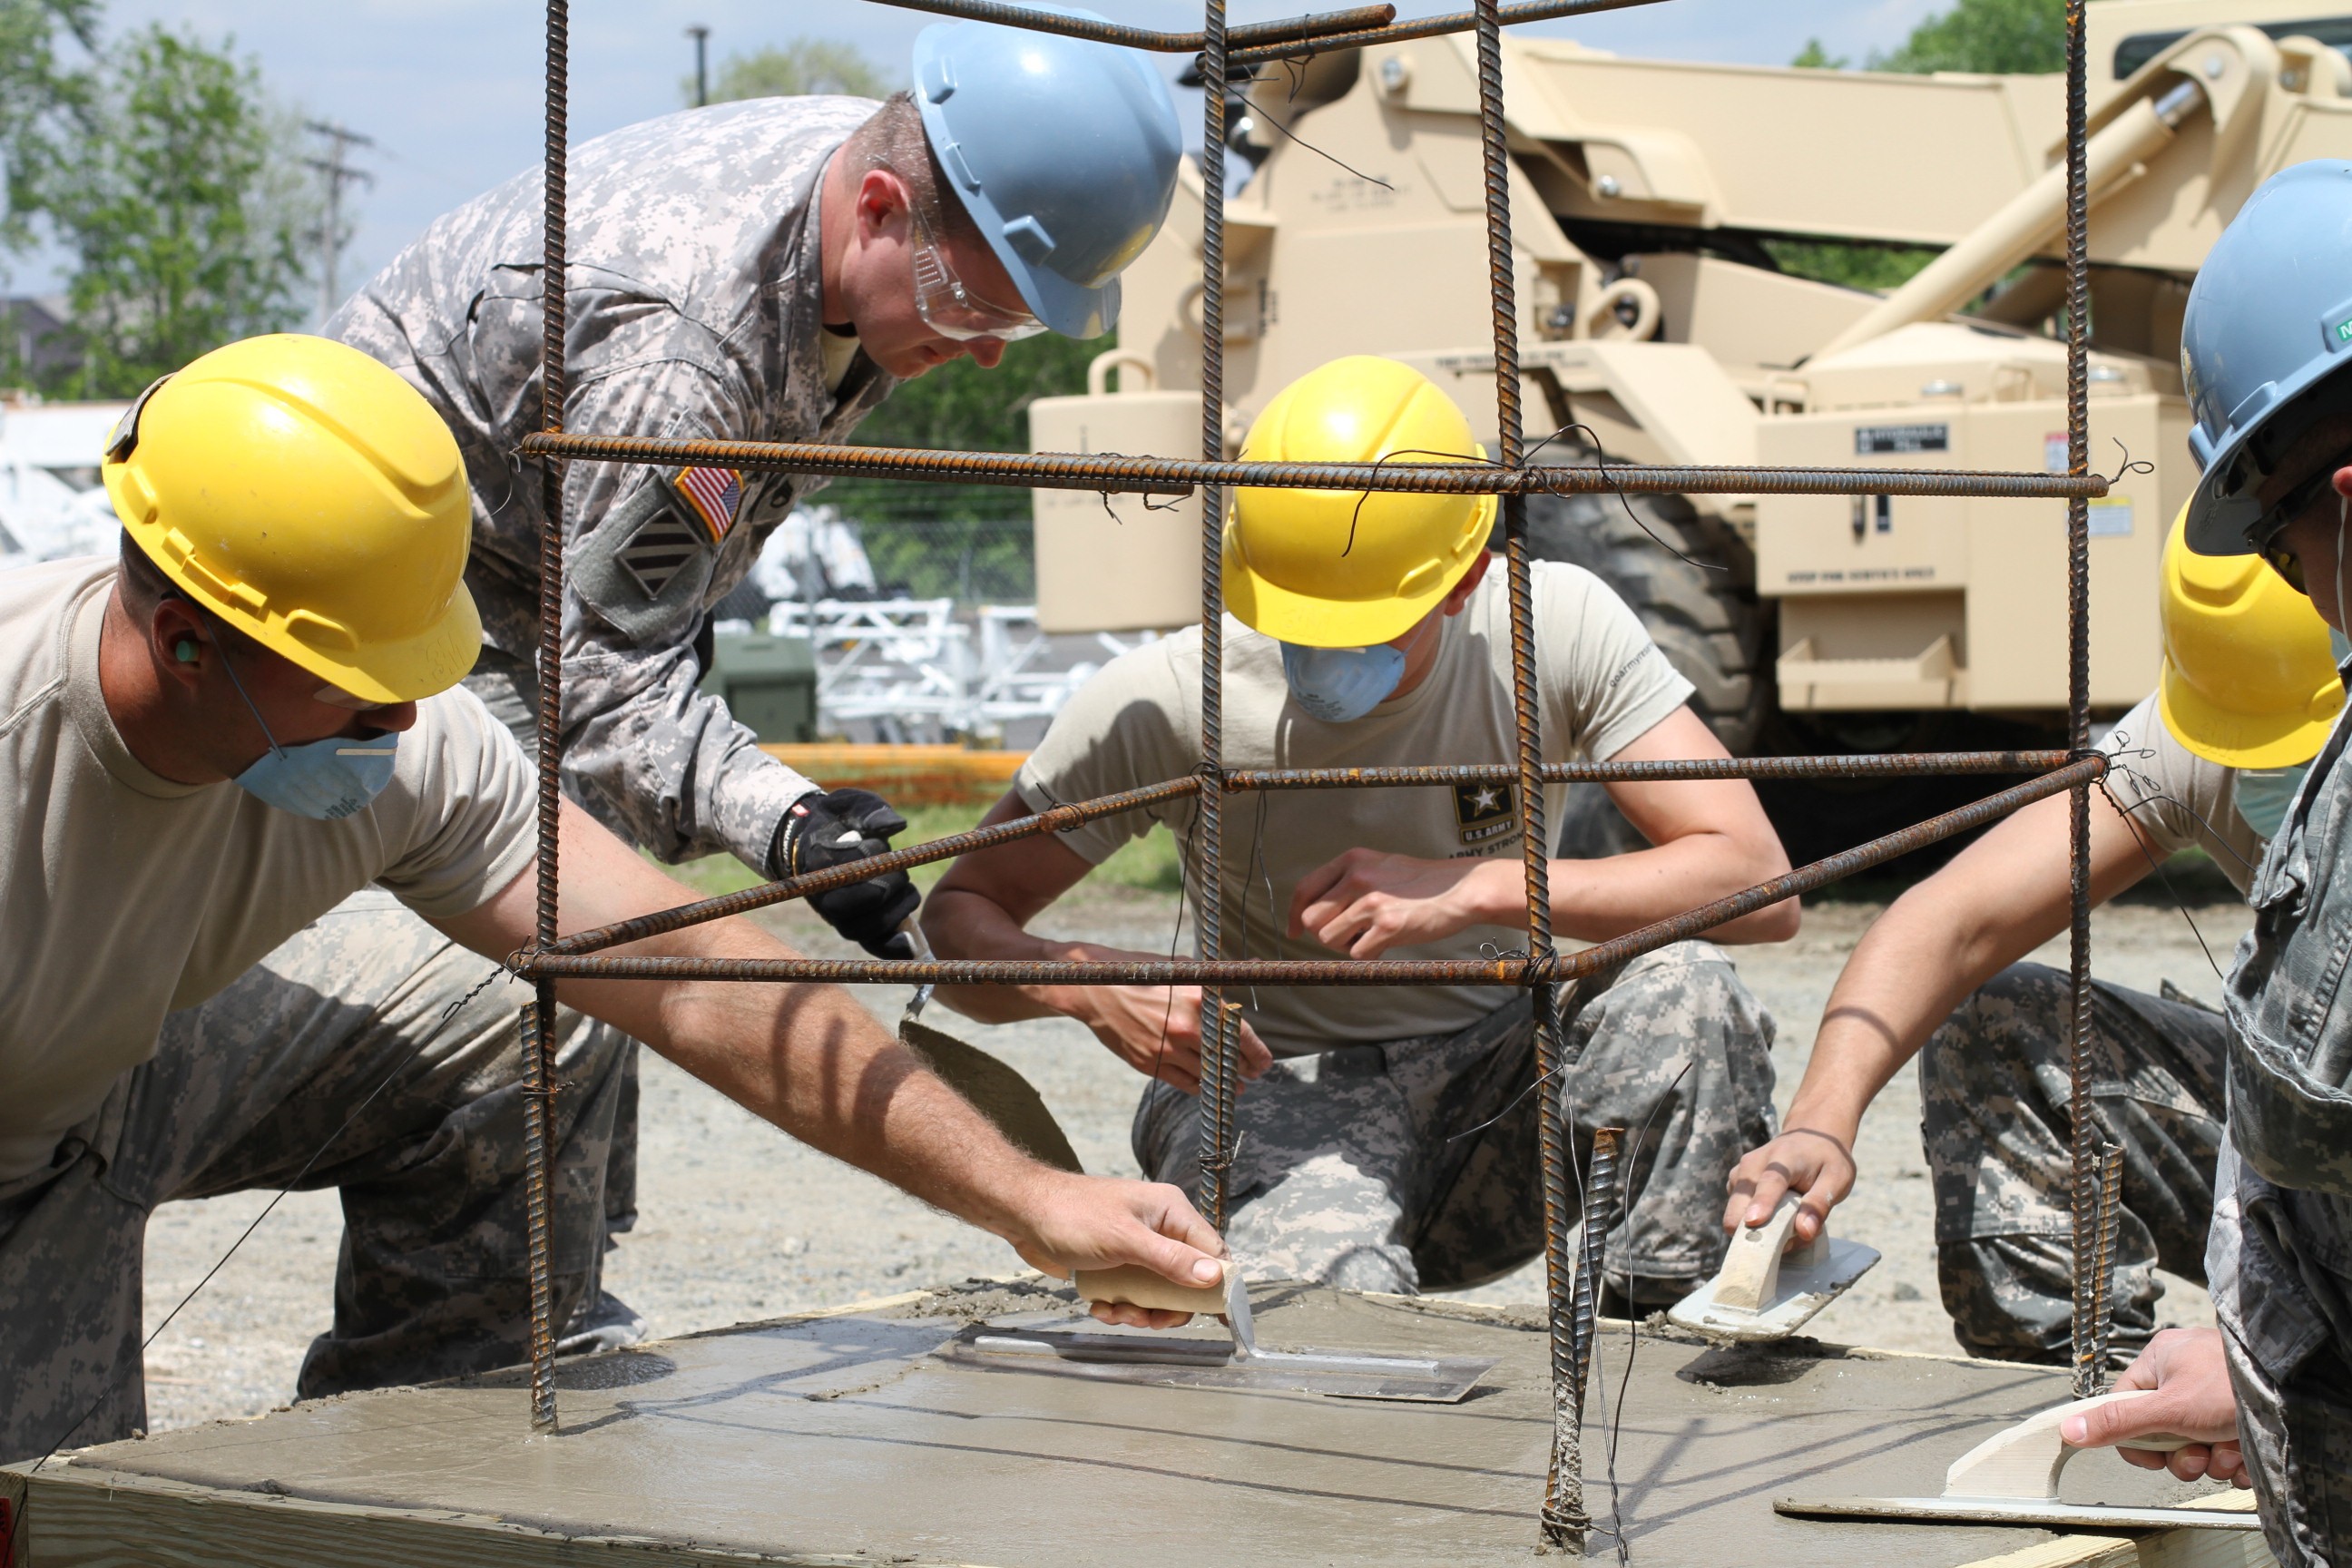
[135,882,2246,1436]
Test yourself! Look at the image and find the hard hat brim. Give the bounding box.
[2159,653,2341,769]
[2183,358,2352,557]
[112,479,485,706]
[1222,493,1497,647]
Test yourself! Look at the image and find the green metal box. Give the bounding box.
[700,632,818,743]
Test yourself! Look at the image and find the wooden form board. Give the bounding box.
[2,1283,2257,1568]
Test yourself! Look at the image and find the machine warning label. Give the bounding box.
[1853,423,1950,455]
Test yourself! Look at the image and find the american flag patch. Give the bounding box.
[671,466,744,543]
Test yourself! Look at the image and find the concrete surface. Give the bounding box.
[24,1284,2230,1568]
[132,885,2246,1436]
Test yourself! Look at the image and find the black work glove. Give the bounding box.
[771,788,920,959]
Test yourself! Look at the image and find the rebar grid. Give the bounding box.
[517,431,2107,501]
[522,0,569,1435]
[2062,0,2102,1404]
[517,0,2105,1534]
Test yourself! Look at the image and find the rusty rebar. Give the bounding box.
[867,0,1394,53]
[1226,0,1673,66]
[1572,1127,1625,1406]
[1194,0,1240,1232]
[2088,1142,2124,1387]
[519,431,2108,501]
[2063,0,2099,1405]
[547,777,1201,957]
[525,0,569,1436]
[1222,750,2069,789]
[516,759,2100,989]
[519,996,559,1430]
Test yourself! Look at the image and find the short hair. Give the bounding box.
[842,92,987,251]
[116,530,260,655]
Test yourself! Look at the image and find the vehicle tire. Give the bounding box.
[1507,484,1769,858]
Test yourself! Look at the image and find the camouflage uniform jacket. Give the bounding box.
[330,97,897,867]
[2220,698,2352,1365]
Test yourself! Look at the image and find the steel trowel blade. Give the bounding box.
[1668,1237,1880,1342]
[1774,1494,2261,1532]
[938,1318,1496,1403]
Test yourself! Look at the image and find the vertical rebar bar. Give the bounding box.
[1463,0,1577,1544]
[1572,1127,1624,1402]
[2061,0,2098,1404]
[525,0,570,1434]
[1191,0,1239,1232]
[2087,1142,2124,1388]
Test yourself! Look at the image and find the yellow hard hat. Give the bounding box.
[103,334,480,704]
[2159,504,2343,768]
[1222,356,1496,647]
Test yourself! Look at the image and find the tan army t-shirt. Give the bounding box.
[1016,561,1693,1055]
[2100,691,2265,897]
[0,559,539,1180]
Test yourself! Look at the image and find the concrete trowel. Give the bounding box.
[1775,1387,2261,1531]
[895,919,1082,1174]
[1668,1193,1878,1342]
[949,1259,1498,1403]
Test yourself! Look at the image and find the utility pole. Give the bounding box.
[687,25,710,107]
[304,120,377,327]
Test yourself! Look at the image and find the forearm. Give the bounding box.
[1447,838,1791,945]
[554,919,1048,1244]
[923,886,1132,1026]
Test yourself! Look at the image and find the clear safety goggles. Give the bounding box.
[877,159,1045,344]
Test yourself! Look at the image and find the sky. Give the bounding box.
[27,0,1949,311]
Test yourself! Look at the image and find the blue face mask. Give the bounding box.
[212,641,398,820]
[1279,641,1407,723]
[2235,764,2310,842]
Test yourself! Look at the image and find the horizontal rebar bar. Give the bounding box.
[545,751,2066,957]
[519,432,2109,502]
[1225,0,1671,66]
[867,0,1396,52]
[517,756,2100,984]
[544,776,1201,957]
[1223,750,2070,789]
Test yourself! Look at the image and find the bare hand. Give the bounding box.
[2062,1328,2248,1486]
[1061,943,1271,1093]
[1289,849,1510,958]
[1007,1171,1230,1330]
[1720,1126,1857,1248]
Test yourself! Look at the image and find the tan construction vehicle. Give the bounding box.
[1027,0,2352,858]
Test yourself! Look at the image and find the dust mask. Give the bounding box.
[1279,642,1406,723]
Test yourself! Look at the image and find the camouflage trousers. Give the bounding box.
[1921,963,2226,1367]
[2210,1142,2352,1567]
[1133,941,1778,1302]
[0,891,630,1465]
[466,649,641,1245]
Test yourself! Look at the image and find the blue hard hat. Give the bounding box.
[911,12,1181,340]
[2182,159,2352,555]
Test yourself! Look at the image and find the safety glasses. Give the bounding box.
[877,159,1045,344]
[2253,464,2347,596]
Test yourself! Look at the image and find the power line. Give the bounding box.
[303,119,377,327]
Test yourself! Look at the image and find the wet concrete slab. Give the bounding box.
[15,1283,2229,1566]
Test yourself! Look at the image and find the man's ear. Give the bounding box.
[151,598,207,691]
[1442,548,1494,615]
[853,167,913,242]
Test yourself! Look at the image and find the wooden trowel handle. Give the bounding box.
[1074,1261,1230,1316]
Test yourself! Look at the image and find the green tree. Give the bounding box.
[1873,0,2064,74]
[828,333,1097,602]
[1770,0,2062,294]
[25,24,312,397]
[691,37,894,106]
[0,0,98,254]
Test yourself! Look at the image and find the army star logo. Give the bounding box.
[1454,780,1517,845]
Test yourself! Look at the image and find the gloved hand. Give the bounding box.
[771,788,921,959]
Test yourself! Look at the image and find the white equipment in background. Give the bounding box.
[765,596,1152,744]
[0,398,132,567]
